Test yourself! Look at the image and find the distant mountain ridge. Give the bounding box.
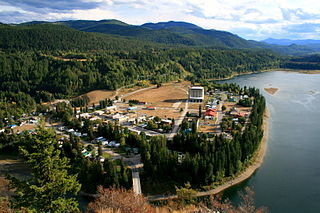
[4,19,320,55]
[262,38,320,46]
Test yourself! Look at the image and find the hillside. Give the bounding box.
[13,19,320,55]
[57,20,320,55]
[0,23,155,51]
[56,20,257,49]
[262,38,320,46]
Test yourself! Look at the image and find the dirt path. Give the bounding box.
[148,108,270,201]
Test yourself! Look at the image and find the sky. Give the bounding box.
[1,0,320,41]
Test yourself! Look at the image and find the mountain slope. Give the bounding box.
[0,23,155,51]
[57,20,256,49]
[263,38,320,46]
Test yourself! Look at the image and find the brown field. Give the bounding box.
[13,124,36,134]
[125,82,189,108]
[138,108,182,119]
[198,119,219,133]
[85,90,116,105]
[188,102,205,110]
[264,87,279,95]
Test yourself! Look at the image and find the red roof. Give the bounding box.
[204,109,217,116]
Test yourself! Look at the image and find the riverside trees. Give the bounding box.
[140,87,266,189]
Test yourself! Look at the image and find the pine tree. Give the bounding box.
[7,128,81,212]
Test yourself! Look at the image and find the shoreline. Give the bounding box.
[148,108,270,202]
[208,68,320,82]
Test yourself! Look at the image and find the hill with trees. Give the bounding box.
[0,22,282,125]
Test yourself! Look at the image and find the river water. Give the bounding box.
[220,71,320,213]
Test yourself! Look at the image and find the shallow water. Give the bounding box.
[220,71,320,213]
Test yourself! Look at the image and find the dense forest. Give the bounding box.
[280,54,320,70]
[0,23,281,126]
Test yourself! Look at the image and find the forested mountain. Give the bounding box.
[280,54,320,70]
[0,20,284,125]
[19,19,318,55]
[0,23,154,51]
[263,38,320,46]
[20,20,257,49]
[58,20,249,48]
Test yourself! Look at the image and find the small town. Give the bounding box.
[1,81,254,196]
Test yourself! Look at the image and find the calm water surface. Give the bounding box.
[221,71,320,213]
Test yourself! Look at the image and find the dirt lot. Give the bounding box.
[125,82,189,108]
[122,81,191,119]
[198,119,219,133]
[138,108,182,119]
[85,90,116,105]
[13,124,36,134]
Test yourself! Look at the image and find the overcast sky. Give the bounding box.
[1,0,320,40]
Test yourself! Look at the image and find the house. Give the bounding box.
[74,132,82,137]
[78,113,90,119]
[137,102,147,105]
[204,109,217,119]
[94,136,107,144]
[127,106,137,110]
[105,106,117,112]
[146,106,156,110]
[162,119,173,125]
[94,110,104,116]
[67,129,75,133]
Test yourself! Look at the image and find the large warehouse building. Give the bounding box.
[189,86,204,102]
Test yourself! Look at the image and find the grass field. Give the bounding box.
[125,82,189,108]
[84,90,116,105]
[123,81,190,119]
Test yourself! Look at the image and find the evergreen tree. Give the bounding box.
[7,128,81,212]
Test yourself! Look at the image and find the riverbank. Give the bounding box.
[209,68,320,82]
[208,69,277,81]
[148,108,270,202]
[280,69,320,74]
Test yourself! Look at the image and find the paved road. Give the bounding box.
[166,100,188,140]
[121,85,157,99]
[132,167,142,194]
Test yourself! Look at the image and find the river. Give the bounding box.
[220,71,320,213]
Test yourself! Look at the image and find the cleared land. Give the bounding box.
[84,90,116,105]
[125,82,189,108]
[124,81,190,119]
[198,120,219,133]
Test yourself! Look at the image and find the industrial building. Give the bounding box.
[189,86,204,102]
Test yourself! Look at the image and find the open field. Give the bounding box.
[198,120,219,133]
[125,82,189,108]
[122,81,190,119]
[84,90,116,105]
[139,108,182,119]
